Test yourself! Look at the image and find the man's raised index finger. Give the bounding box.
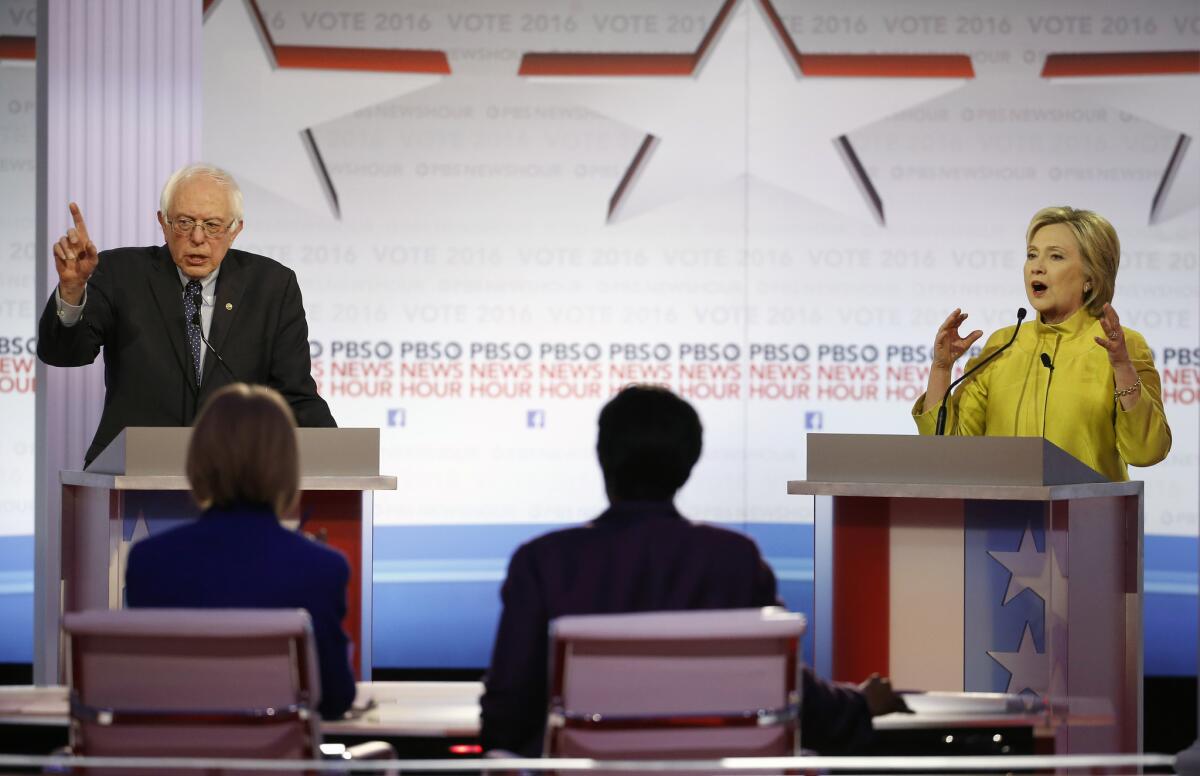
[69,202,89,236]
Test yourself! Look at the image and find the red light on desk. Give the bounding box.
[449,744,483,755]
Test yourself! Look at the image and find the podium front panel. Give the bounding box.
[809,489,1141,754]
[53,482,376,684]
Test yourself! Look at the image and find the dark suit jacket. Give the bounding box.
[479,501,873,756]
[38,245,335,465]
[125,503,356,720]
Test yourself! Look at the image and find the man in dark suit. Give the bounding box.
[480,385,906,756]
[38,164,334,466]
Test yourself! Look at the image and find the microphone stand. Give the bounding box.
[1039,352,1055,438]
[935,308,1027,436]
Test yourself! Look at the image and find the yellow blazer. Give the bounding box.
[913,307,1171,481]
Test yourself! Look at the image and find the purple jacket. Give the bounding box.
[480,500,872,755]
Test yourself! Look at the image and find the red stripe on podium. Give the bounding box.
[832,497,890,683]
[299,491,364,678]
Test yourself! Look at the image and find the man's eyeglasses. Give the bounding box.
[165,216,236,238]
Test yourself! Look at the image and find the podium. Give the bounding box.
[36,427,397,685]
[789,434,1143,754]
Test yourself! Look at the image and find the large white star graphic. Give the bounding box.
[988,524,1070,699]
[203,0,445,217]
[521,0,971,224]
[1045,541,1070,699]
[1042,52,1200,224]
[988,623,1049,697]
[988,523,1049,605]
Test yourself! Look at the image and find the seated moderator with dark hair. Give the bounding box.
[597,384,703,501]
[481,383,906,757]
[125,383,357,720]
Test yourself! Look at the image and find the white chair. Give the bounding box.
[63,608,392,773]
[544,607,805,760]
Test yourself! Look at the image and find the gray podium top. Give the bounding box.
[61,427,397,492]
[788,433,1139,502]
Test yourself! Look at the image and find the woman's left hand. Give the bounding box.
[1094,303,1132,366]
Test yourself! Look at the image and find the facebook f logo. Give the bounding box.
[387,408,406,428]
[805,411,823,431]
[527,410,545,429]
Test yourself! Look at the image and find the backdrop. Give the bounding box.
[1,0,1196,688]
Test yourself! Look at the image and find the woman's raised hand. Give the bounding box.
[932,308,983,371]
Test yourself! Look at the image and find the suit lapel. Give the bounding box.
[202,251,247,386]
[147,247,195,388]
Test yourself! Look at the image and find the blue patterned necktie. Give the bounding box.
[184,279,203,384]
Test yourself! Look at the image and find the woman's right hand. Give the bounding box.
[923,309,983,413]
[932,308,982,371]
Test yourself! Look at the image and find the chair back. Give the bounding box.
[545,607,805,760]
[63,608,323,768]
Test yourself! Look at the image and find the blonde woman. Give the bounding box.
[914,206,1171,481]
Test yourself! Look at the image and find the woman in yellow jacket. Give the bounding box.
[913,206,1171,481]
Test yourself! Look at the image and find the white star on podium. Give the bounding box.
[988,523,1050,605]
[203,0,445,217]
[1045,542,1070,698]
[988,623,1049,697]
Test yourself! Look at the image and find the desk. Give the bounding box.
[0,685,67,727]
[325,681,482,737]
[0,682,482,738]
[1,681,1066,752]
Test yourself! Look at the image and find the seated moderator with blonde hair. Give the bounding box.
[913,206,1171,481]
[125,384,356,720]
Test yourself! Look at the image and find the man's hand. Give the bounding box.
[858,673,912,716]
[52,202,99,305]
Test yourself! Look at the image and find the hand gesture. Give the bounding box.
[52,203,99,304]
[858,673,912,717]
[1093,303,1131,367]
[932,308,983,370]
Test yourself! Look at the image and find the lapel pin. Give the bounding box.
[225,303,233,311]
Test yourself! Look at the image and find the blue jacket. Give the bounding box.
[125,502,356,719]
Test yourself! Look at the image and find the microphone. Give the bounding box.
[1039,352,1055,437]
[935,308,1027,435]
[190,291,239,384]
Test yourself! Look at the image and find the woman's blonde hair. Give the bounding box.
[1026,206,1120,317]
[187,384,299,515]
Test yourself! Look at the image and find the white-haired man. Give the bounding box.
[38,163,335,465]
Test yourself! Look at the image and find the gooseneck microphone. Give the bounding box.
[1039,352,1055,437]
[935,308,1027,436]
[190,292,239,384]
